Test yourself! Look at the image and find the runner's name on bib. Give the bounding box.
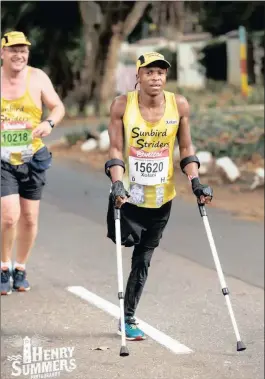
[129,146,169,186]
[1,122,32,148]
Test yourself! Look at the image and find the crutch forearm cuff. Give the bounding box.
[180,155,200,174]
[105,159,125,178]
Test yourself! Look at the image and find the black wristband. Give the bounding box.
[46,119,55,129]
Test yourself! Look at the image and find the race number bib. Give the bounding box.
[1,129,32,147]
[129,146,169,186]
[1,121,33,161]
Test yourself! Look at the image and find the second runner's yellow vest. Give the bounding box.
[1,66,44,165]
[122,90,179,208]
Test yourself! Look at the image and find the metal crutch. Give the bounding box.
[198,203,246,352]
[114,207,130,357]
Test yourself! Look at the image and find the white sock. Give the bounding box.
[14,262,26,270]
[1,261,12,270]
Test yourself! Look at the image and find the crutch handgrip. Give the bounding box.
[114,207,121,220]
[198,202,207,217]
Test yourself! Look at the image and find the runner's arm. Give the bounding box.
[176,95,199,179]
[108,96,127,183]
[38,69,65,127]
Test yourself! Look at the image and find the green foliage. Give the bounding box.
[97,123,108,133]
[1,1,264,110]
[189,111,264,160]
[165,81,264,108]
[197,2,265,35]
[247,86,265,105]
[205,80,233,93]
[207,100,218,108]
[65,128,92,146]
[1,1,82,98]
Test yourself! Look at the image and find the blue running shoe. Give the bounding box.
[13,268,31,292]
[1,267,12,295]
[118,316,146,341]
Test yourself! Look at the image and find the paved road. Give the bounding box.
[45,126,264,289]
[1,158,264,379]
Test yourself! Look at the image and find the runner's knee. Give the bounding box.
[1,213,20,229]
[1,197,20,228]
[20,211,38,227]
[19,197,40,227]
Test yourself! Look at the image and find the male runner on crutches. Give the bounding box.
[105,52,213,341]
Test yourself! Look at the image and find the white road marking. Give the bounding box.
[67,285,193,355]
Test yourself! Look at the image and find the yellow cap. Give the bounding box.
[1,31,31,48]
[136,52,171,72]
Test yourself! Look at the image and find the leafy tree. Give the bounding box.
[78,1,150,115]
[197,2,265,35]
[1,1,81,98]
[2,1,263,114]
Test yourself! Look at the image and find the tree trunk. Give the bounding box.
[77,1,102,114]
[99,24,123,105]
[98,1,149,116]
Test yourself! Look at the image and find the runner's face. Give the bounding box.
[1,45,29,72]
[138,66,167,96]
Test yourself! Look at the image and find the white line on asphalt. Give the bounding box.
[67,285,193,355]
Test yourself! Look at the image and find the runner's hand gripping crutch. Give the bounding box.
[114,206,129,357]
[198,202,246,352]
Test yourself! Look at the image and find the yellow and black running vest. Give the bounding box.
[1,66,44,165]
[122,90,179,208]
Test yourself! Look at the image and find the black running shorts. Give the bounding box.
[107,196,172,248]
[1,146,52,200]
